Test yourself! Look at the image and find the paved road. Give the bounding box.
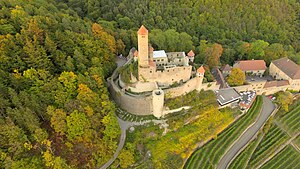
[99,117,128,169]
[217,96,276,169]
[99,114,167,169]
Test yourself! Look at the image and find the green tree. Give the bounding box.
[227,68,246,86]
[275,91,293,112]
[66,111,90,141]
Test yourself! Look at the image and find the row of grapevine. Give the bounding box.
[247,124,290,168]
[184,96,263,169]
[277,104,300,136]
[293,135,300,148]
[261,145,300,169]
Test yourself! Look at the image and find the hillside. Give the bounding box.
[0,0,120,168]
[61,0,300,65]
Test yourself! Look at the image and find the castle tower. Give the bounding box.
[137,25,149,67]
[152,89,164,118]
[196,66,205,91]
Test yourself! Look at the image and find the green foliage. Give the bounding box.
[260,145,300,169]
[0,1,121,168]
[118,61,138,84]
[227,98,300,168]
[64,0,299,65]
[274,91,293,112]
[165,90,216,109]
[276,102,300,136]
[227,68,246,86]
[66,111,90,141]
[248,124,289,168]
[124,91,235,168]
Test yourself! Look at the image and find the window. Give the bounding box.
[162,59,164,61]
[150,71,152,73]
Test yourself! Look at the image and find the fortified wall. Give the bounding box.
[108,68,153,115]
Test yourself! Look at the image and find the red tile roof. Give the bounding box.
[137,25,148,35]
[187,50,195,57]
[197,66,205,73]
[264,80,289,88]
[272,57,300,79]
[233,60,267,71]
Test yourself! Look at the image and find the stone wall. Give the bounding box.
[200,82,220,91]
[139,65,192,85]
[108,73,153,115]
[290,79,300,90]
[164,77,200,98]
[262,85,289,95]
[233,80,266,94]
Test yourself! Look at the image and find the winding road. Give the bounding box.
[99,117,131,169]
[217,96,276,169]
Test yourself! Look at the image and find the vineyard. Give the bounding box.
[247,124,290,168]
[227,98,300,169]
[260,145,300,169]
[294,135,300,148]
[184,96,263,169]
[277,104,300,136]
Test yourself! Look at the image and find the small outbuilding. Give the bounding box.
[215,88,242,107]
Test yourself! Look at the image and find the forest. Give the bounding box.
[0,0,120,168]
[62,0,300,65]
[0,0,299,168]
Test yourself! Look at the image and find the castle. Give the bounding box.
[108,26,300,118]
[108,25,215,118]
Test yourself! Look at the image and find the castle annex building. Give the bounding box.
[269,57,300,90]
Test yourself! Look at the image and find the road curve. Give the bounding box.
[217,96,276,169]
[99,117,128,169]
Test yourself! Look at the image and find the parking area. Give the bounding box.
[239,91,257,110]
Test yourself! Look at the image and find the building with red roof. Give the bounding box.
[233,60,267,77]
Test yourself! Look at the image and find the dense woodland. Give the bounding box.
[0,0,299,168]
[0,0,120,168]
[62,0,300,66]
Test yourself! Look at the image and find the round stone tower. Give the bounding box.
[152,89,164,118]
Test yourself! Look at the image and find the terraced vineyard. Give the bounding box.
[260,145,300,169]
[227,98,300,169]
[277,104,300,136]
[228,133,263,169]
[293,135,300,148]
[184,96,263,169]
[247,124,290,168]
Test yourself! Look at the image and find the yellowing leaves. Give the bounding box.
[92,23,116,53]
